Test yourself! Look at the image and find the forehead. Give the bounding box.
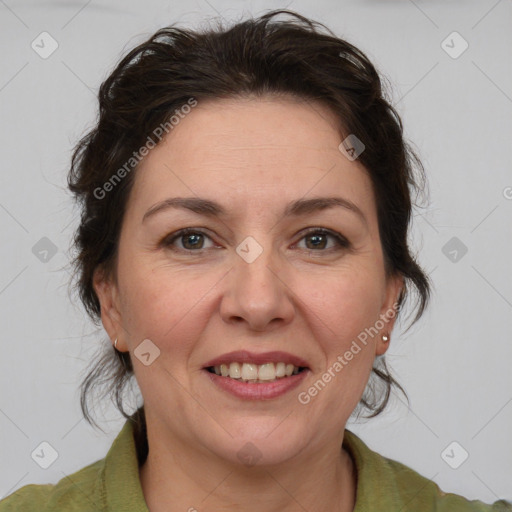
[150,95,343,169]
[128,95,375,221]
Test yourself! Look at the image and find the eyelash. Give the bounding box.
[162,227,350,254]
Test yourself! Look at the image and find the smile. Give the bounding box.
[206,362,306,383]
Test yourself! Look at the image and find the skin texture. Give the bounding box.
[93,95,402,512]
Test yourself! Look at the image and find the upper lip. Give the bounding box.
[203,350,310,369]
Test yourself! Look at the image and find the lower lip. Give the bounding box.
[203,369,309,400]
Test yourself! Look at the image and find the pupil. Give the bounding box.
[307,234,326,249]
[184,234,202,249]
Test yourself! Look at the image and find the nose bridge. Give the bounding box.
[234,232,280,300]
[220,232,294,330]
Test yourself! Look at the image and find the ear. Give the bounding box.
[92,266,124,351]
[375,273,403,356]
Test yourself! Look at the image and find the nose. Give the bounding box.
[219,239,295,332]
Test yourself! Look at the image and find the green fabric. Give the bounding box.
[1,419,510,511]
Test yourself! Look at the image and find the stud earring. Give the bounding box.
[382,334,389,342]
[114,338,118,349]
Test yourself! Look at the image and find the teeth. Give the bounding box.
[229,362,241,378]
[241,363,258,381]
[211,362,304,382]
[258,363,276,381]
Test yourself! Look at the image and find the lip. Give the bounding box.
[204,368,310,400]
[202,350,310,369]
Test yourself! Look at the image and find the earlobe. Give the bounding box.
[375,274,403,356]
[375,332,391,356]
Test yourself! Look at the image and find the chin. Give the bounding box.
[204,419,307,467]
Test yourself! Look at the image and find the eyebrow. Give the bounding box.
[142,196,366,224]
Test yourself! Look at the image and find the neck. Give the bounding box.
[138,419,356,512]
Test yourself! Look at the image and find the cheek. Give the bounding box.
[293,271,383,422]
[298,268,384,344]
[117,257,221,354]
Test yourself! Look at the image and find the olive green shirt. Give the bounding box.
[1,419,510,511]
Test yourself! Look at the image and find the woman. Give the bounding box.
[1,9,510,512]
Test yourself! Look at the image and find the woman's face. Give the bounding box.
[94,95,401,466]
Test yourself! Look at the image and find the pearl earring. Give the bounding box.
[382,334,389,342]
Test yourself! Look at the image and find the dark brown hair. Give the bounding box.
[68,9,430,433]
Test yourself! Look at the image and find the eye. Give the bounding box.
[295,228,349,252]
[163,228,215,252]
[162,227,350,254]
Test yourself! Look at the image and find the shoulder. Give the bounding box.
[383,455,512,511]
[0,458,105,512]
[0,417,146,512]
[343,429,512,512]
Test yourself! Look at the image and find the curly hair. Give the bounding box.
[67,9,430,433]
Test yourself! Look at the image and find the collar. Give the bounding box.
[103,418,149,511]
[102,417,439,511]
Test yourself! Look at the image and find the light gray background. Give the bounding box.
[1,0,511,504]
